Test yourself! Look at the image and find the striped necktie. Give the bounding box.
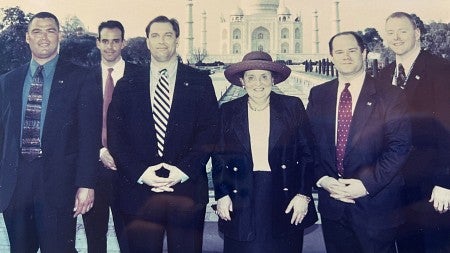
[336,83,352,176]
[153,69,170,157]
[21,65,44,161]
[396,63,407,89]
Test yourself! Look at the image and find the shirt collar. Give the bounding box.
[30,54,59,77]
[396,45,421,73]
[101,58,125,73]
[338,69,365,88]
[150,56,178,78]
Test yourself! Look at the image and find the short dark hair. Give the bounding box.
[28,12,60,31]
[328,31,366,55]
[386,12,418,29]
[145,16,180,38]
[98,20,125,40]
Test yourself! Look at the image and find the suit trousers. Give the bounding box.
[3,157,77,253]
[321,215,398,253]
[82,166,129,253]
[122,194,206,253]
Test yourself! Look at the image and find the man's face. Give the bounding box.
[385,17,420,56]
[240,69,273,101]
[146,22,178,63]
[26,18,60,63]
[97,27,125,64]
[331,34,366,78]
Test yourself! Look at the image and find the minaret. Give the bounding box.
[201,10,207,53]
[332,1,341,35]
[186,0,194,60]
[312,10,320,54]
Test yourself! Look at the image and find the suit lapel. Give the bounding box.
[9,65,29,143]
[230,96,252,155]
[268,93,285,153]
[324,80,339,157]
[346,75,376,154]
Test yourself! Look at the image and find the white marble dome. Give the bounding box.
[241,0,279,15]
[277,5,290,15]
[231,6,244,16]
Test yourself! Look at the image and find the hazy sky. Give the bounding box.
[2,0,450,55]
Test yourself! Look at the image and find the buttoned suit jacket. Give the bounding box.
[107,62,219,216]
[378,51,450,226]
[307,74,411,229]
[0,58,101,212]
[212,92,318,241]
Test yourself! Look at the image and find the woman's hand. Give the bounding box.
[217,195,233,221]
[285,194,311,225]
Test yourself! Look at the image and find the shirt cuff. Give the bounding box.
[99,147,108,161]
[316,176,330,188]
[180,171,189,183]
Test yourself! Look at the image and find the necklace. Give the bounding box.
[248,100,270,111]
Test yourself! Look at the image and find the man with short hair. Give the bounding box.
[379,12,450,253]
[81,20,135,253]
[0,12,99,252]
[107,15,219,253]
[307,31,411,253]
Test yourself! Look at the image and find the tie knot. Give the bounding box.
[108,67,114,74]
[398,63,405,72]
[344,82,350,89]
[159,68,167,77]
[34,65,44,76]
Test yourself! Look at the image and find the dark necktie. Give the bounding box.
[21,65,44,161]
[102,67,114,147]
[336,83,352,176]
[153,69,170,157]
[396,63,407,89]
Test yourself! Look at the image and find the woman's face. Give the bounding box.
[240,69,273,102]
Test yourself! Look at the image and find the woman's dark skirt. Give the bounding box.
[223,171,304,253]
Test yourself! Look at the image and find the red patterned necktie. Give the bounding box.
[102,67,114,147]
[21,65,44,161]
[336,83,352,176]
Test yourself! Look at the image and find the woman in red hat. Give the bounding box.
[212,51,317,253]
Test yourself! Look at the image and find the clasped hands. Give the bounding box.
[140,162,184,192]
[429,185,450,214]
[321,176,368,204]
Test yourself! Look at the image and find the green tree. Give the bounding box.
[122,37,150,65]
[0,6,32,74]
[61,15,86,37]
[60,34,99,67]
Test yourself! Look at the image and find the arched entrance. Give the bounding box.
[251,27,270,52]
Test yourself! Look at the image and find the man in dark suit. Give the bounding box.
[107,15,219,253]
[378,12,450,253]
[307,31,411,253]
[82,20,133,253]
[0,12,100,252]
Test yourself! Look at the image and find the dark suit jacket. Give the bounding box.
[378,50,450,191]
[378,51,450,226]
[307,74,411,229]
[107,62,219,216]
[91,62,144,178]
[0,58,101,212]
[212,93,317,241]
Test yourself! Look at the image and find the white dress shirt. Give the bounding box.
[248,105,271,171]
[393,45,421,86]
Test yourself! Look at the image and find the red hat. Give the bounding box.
[224,51,291,86]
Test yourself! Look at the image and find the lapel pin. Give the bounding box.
[184,82,189,86]
[367,102,372,106]
[415,75,420,80]
[58,80,64,85]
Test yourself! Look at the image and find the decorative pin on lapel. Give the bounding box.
[367,102,372,106]
[58,80,64,85]
[415,75,420,80]
[184,81,189,86]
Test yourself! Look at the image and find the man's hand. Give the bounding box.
[429,185,450,214]
[100,148,116,170]
[330,178,368,203]
[141,163,172,189]
[285,194,310,225]
[73,187,95,218]
[151,163,185,192]
[217,195,233,221]
[319,176,355,203]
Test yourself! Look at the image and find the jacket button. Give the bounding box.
[226,165,229,169]
[233,189,238,193]
[233,167,238,172]
[283,188,288,191]
[281,164,287,169]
